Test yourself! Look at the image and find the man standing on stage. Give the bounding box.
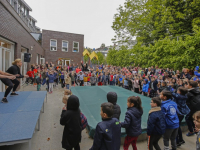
[0,59,29,103]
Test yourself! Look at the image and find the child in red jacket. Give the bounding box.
[26,68,34,84]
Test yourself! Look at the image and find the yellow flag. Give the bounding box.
[83,49,90,56]
[90,51,98,60]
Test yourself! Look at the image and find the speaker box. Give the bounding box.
[24,53,31,62]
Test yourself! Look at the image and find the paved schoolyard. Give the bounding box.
[0,84,196,150]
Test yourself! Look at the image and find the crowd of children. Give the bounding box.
[59,90,200,150]
[27,62,200,150]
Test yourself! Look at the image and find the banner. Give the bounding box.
[83,49,90,56]
[90,51,98,60]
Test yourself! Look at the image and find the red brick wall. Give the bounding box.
[42,30,84,66]
[0,0,45,68]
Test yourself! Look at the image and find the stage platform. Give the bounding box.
[71,86,187,140]
[0,91,47,150]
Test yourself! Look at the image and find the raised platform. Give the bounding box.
[0,91,47,150]
[71,86,187,141]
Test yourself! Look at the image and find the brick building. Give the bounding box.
[0,0,45,92]
[0,0,84,92]
[42,30,84,66]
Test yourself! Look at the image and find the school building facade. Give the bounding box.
[0,0,84,92]
[42,30,84,66]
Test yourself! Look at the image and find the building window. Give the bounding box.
[50,39,57,51]
[73,42,79,52]
[62,41,68,52]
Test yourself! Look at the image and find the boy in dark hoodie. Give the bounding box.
[147,97,166,150]
[60,95,82,150]
[107,92,121,120]
[186,81,200,136]
[90,102,121,150]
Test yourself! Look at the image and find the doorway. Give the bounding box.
[65,60,70,66]
[40,58,45,65]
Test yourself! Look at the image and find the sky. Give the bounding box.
[25,0,125,49]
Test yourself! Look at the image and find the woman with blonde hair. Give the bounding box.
[0,59,28,103]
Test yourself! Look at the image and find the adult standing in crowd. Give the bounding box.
[0,59,29,103]
[81,61,88,72]
[45,61,49,68]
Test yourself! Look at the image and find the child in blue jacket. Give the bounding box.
[121,96,143,150]
[142,79,150,96]
[47,71,55,93]
[170,86,190,146]
[194,66,200,81]
[160,90,179,150]
[147,97,166,150]
[90,102,121,150]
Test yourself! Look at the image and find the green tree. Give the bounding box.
[107,26,200,70]
[112,0,200,44]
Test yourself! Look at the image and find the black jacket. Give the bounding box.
[107,92,121,120]
[90,118,121,150]
[36,77,41,84]
[187,87,200,118]
[121,107,143,137]
[81,63,89,71]
[60,95,82,149]
[147,108,166,135]
[6,65,24,78]
[180,72,191,79]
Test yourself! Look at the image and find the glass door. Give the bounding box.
[0,48,11,91]
[21,52,27,85]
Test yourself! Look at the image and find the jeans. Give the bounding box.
[49,83,54,92]
[176,115,184,143]
[42,78,46,85]
[66,84,70,89]
[37,84,41,91]
[80,80,84,86]
[61,79,65,88]
[163,128,179,150]
[148,135,162,150]
[186,113,195,132]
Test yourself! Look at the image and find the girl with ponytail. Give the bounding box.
[0,59,29,103]
[121,96,143,150]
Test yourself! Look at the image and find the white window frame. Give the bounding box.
[50,39,57,51]
[62,40,68,52]
[73,41,79,52]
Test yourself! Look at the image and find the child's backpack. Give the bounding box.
[80,112,88,130]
